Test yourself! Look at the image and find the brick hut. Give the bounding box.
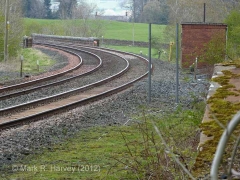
[181,23,227,69]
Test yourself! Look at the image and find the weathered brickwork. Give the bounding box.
[181,23,227,68]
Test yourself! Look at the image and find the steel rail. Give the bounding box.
[0,62,130,116]
[0,47,83,93]
[0,73,146,131]
[0,45,102,100]
[0,55,148,131]
[0,42,150,131]
[0,47,130,116]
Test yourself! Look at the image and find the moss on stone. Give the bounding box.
[193,66,240,177]
[212,75,230,86]
[221,60,240,68]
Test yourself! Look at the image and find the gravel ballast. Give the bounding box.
[0,48,129,109]
[0,58,210,173]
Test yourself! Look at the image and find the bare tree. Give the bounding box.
[167,0,240,24]
[72,1,97,19]
[119,0,170,23]
[142,0,169,24]
[0,0,23,60]
[31,0,45,18]
[58,0,77,19]
[61,0,105,38]
[22,0,45,18]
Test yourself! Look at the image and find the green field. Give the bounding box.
[23,18,166,42]
[23,18,169,60]
[100,21,165,42]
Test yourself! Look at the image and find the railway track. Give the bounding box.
[0,42,150,131]
[0,47,83,92]
[0,44,129,110]
[0,45,102,100]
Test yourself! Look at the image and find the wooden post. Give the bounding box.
[20,55,24,77]
[169,42,174,62]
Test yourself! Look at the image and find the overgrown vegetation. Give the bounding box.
[225,10,240,59]
[188,32,227,76]
[2,103,205,180]
[199,33,226,65]
[108,105,204,179]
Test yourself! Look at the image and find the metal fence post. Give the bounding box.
[176,23,179,104]
[194,57,198,80]
[148,23,152,104]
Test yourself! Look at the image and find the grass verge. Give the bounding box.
[2,103,205,180]
[0,48,56,83]
[21,48,56,74]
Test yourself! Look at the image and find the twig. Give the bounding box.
[120,130,142,167]
[120,131,134,157]
[111,156,138,173]
[150,119,196,180]
[106,160,120,176]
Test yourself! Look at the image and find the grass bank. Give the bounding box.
[0,48,56,83]
[3,104,205,179]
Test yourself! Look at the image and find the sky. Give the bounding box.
[50,0,128,16]
[86,0,128,16]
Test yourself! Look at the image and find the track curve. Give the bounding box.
[0,42,150,131]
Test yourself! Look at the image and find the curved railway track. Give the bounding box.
[0,46,103,100]
[0,42,150,131]
[0,44,129,110]
[0,47,83,92]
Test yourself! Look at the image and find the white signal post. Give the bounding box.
[37,60,40,71]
